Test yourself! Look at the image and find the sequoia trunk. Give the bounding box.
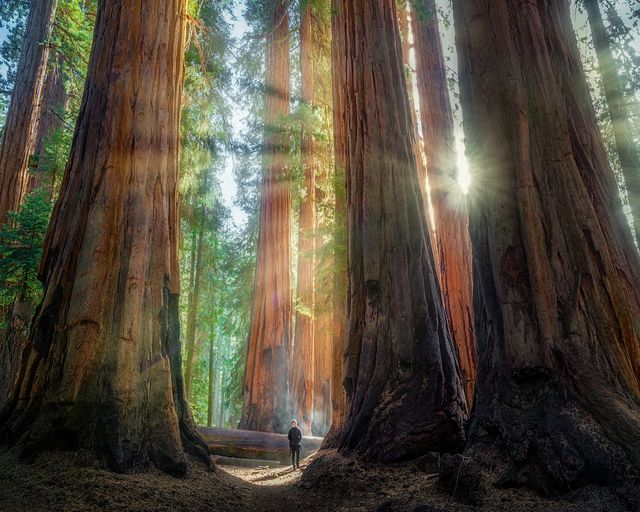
[452,0,640,493]
[239,0,292,434]
[584,0,640,243]
[411,0,476,407]
[0,0,209,475]
[322,0,347,449]
[0,0,57,224]
[290,0,315,434]
[334,0,466,462]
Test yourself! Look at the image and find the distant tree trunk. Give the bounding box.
[452,0,640,493]
[322,0,347,449]
[29,54,67,195]
[290,0,316,434]
[0,0,209,475]
[207,298,217,428]
[239,0,292,434]
[411,0,476,408]
[185,225,205,398]
[207,332,215,427]
[584,0,640,243]
[397,0,428,196]
[0,0,57,225]
[310,1,333,439]
[333,0,466,462]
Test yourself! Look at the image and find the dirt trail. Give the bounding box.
[0,448,637,512]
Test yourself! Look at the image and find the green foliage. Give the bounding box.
[0,188,52,306]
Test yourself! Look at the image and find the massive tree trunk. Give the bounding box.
[584,0,640,243]
[411,0,476,408]
[290,0,316,434]
[322,0,347,449]
[0,0,58,225]
[451,0,640,494]
[333,0,466,463]
[0,0,209,475]
[239,0,292,434]
[185,224,205,399]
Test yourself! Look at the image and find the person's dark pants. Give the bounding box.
[290,445,300,468]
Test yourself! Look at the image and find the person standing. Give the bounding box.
[288,419,302,469]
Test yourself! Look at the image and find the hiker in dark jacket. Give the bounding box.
[288,419,303,470]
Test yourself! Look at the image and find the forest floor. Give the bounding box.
[0,447,638,512]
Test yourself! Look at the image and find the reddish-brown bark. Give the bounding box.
[321,0,347,449]
[239,0,292,434]
[0,0,209,475]
[333,0,466,462]
[291,0,316,434]
[411,0,476,408]
[0,0,57,224]
[451,0,640,493]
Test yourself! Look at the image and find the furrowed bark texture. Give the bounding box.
[291,0,316,434]
[239,0,292,434]
[322,0,347,449]
[335,0,466,462]
[397,1,428,199]
[411,0,476,408]
[0,300,32,414]
[453,0,640,493]
[0,0,57,224]
[0,0,209,475]
[584,0,640,243]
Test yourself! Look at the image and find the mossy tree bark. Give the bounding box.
[0,0,57,224]
[239,0,292,434]
[411,0,476,408]
[334,0,466,463]
[453,0,640,493]
[0,0,209,476]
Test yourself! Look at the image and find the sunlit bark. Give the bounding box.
[411,0,476,408]
[291,0,315,434]
[239,0,292,434]
[0,0,208,475]
[334,0,466,462]
[451,0,640,493]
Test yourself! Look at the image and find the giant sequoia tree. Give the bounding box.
[290,0,316,433]
[334,0,466,462]
[322,0,347,448]
[411,0,476,407]
[240,0,292,434]
[0,0,209,475]
[0,0,57,225]
[453,0,640,493]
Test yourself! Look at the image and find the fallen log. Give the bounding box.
[198,427,323,462]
